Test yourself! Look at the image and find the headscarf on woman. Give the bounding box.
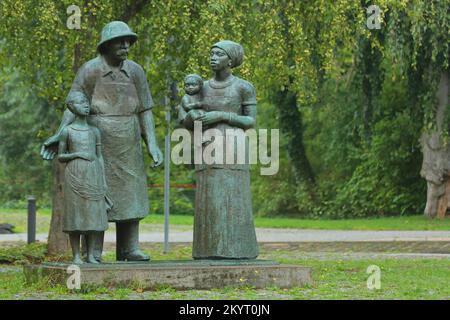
[211,40,244,68]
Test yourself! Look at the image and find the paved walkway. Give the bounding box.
[1,228,450,243]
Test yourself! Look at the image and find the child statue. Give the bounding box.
[181,74,206,121]
[58,91,111,264]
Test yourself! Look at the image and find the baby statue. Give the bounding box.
[181,73,205,121]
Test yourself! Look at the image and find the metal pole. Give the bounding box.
[27,196,36,244]
[163,94,171,253]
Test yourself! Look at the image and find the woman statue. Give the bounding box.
[180,40,259,259]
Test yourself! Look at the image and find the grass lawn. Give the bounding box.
[1,208,449,233]
[0,243,449,300]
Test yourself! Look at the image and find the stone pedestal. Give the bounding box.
[24,260,312,290]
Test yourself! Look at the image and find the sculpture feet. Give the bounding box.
[118,250,150,261]
[72,256,83,265]
[87,255,99,264]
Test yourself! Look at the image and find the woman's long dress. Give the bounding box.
[192,76,259,259]
[63,125,109,233]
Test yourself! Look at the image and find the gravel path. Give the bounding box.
[1,228,450,242]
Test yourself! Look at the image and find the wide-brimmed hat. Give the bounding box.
[97,21,137,51]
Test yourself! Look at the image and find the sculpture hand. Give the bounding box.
[40,134,60,160]
[187,109,201,122]
[149,144,163,167]
[197,111,224,125]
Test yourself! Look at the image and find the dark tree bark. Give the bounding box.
[274,89,316,186]
[47,160,69,254]
[420,70,449,219]
[358,35,384,143]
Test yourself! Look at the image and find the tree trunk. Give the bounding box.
[420,70,449,219]
[275,89,316,186]
[47,160,69,254]
[360,37,384,143]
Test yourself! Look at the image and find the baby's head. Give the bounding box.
[184,74,203,96]
[66,91,90,116]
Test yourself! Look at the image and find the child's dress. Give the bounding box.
[63,125,109,233]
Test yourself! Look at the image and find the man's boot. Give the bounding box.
[116,220,149,261]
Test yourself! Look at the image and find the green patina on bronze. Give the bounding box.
[57,92,109,264]
[179,40,259,260]
[41,21,163,263]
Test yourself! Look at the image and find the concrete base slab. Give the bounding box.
[23,260,312,290]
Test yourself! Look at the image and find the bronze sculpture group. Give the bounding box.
[41,21,259,264]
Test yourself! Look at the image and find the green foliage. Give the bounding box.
[333,113,425,217]
[250,0,448,218]
[0,69,55,205]
[0,243,47,264]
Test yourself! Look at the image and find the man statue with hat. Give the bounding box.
[41,21,163,261]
